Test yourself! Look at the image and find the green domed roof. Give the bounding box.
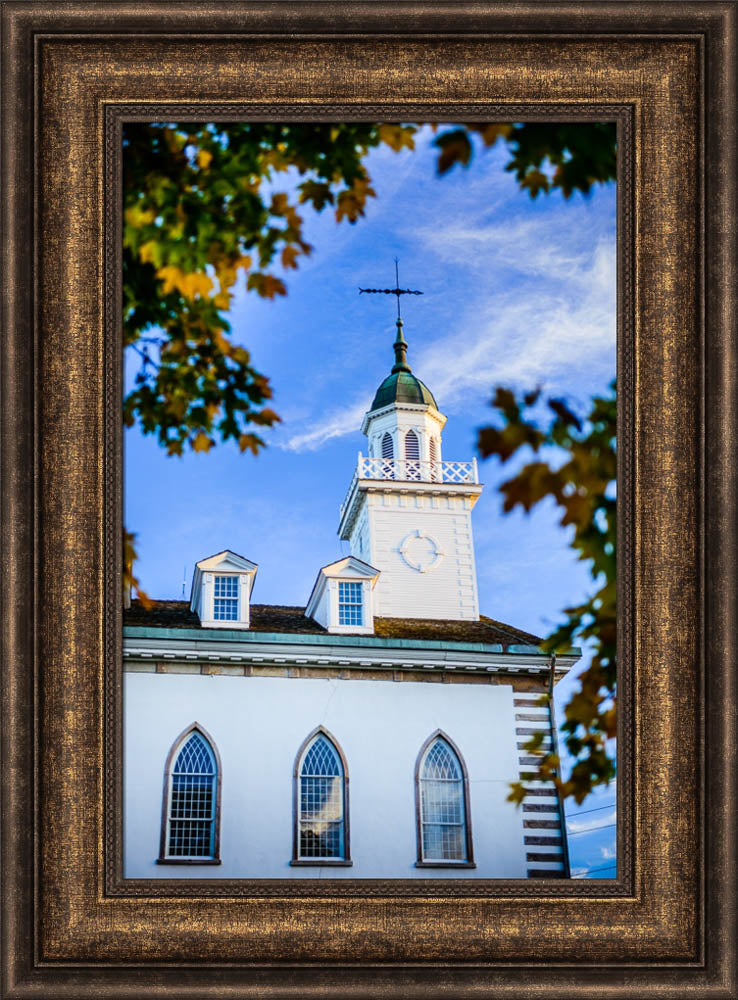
[371,371,437,411]
[368,317,438,413]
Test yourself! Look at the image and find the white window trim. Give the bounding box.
[200,571,252,629]
[326,577,374,635]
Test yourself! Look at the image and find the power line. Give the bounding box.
[571,862,617,878]
[567,822,616,837]
[565,803,616,818]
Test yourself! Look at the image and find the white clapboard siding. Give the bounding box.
[367,496,479,620]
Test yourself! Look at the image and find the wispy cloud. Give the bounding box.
[280,198,615,453]
[281,398,370,452]
[414,232,615,409]
[600,845,616,860]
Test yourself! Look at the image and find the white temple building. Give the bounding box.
[123,316,578,879]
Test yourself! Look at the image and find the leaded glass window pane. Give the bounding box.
[419,737,468,862]
[166,731,217,858]
[338,581,362,627]
[213,574,238,621]
[298,735,345,859]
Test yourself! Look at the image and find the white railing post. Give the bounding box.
[472,458,478,484]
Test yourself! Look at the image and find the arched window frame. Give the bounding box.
[291,726,352,866]
[158,722,222,865]
[414,730,475,868]
[381,431,394,459]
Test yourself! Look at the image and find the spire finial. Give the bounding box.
[359,258,422,374]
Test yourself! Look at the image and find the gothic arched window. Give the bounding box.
[292,728,351,865]
[415,732,473,866]
[159,724,221,864]
[381,432,394,459]
[404,429,420,460]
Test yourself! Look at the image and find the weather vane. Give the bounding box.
[359,258,423,320]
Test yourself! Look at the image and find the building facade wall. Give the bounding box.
[124,670,527,879]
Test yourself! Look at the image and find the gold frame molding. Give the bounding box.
[1,2,735,996]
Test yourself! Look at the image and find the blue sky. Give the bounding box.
[125,125,617,877]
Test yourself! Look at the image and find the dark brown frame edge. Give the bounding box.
[106,98,633,900]
[156,722,223,865]
[290,726,352,866]
[1,3,735,999]
[413,730,475,868]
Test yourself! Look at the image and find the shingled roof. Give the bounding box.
[124,600,542,649]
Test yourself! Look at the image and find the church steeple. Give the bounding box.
[338,271,484,622]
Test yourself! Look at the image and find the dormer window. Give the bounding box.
[305,556,379,635]
[213,575,239,621]
[338,582,363,626]
[190,550,258,630]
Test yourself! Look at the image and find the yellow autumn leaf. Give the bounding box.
[216,265,237,290]
[271,192,289,215]
[281,245,300,270]
[238,434,260,455]
[125,204,155,228]
[213,292,231,310]
[165,396,187,420]
[138,240,161,266]
[192,431,213,453]
[157,265,213,302]
[378,124,415,152]
[178,272,213,301]
[197,149,213,169]
[156,265,186,296]
[212,330,231,354]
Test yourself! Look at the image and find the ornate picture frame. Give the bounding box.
[1,3,735,996]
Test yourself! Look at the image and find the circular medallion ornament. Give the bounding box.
[399,530,444,574]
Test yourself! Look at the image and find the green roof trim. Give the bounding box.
[123,624,580,658]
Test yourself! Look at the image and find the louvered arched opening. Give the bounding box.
[405,429,421,480]
[380,431,395,479]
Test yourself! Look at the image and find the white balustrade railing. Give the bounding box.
[341,454,479,516]
[357,455,477,484]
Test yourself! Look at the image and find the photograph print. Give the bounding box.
[122,122,617,880]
